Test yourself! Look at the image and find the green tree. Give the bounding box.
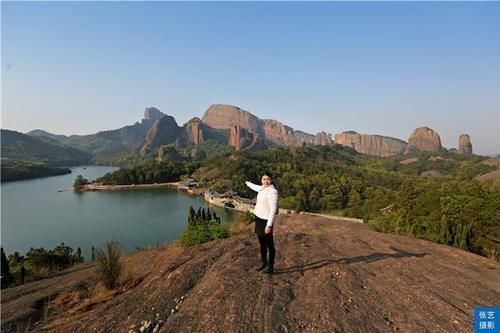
[1,247,13,289]
[73,175,89,191]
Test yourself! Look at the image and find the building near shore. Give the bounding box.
[204,190,256,212]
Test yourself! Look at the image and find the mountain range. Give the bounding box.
[3,104,474,167]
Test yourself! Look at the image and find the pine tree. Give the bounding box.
[1,247,13,289]
[201,208,206,221]
[91,246,96,261]
[188,206,197,225]
[76,247,83,263]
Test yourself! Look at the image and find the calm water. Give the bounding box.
[1,166,239,258]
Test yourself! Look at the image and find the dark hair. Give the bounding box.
[262,171,273,179]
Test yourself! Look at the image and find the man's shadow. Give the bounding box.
[273,246,427,275]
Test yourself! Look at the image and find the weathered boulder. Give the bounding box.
[405,127,443,153]
[334,131,407,157]
[458,134,473,155]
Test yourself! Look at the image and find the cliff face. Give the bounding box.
[184,118,204,145]
[140,115,182,155]
[458,134,473,155]
[229,125,255,151]
[201,104,317,148]
[405,127,443,153]
[201,104,261,133]
[314,131,334,146]
[2,215,498,333]
[334,131,407,157]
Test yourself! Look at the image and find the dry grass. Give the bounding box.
[229,212,253,235]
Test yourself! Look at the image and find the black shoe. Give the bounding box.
[256,263,267,272]
[262,265,274,274]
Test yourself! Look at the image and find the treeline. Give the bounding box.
[96,160,199,185]
[1,162,71,182]
[1,243,87,289]
[197,146,499,260]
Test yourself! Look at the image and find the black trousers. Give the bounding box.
[255,216,275,266]
[258,234,275,267]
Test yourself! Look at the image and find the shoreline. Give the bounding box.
[81,182,204,195]
[81,183,363,223]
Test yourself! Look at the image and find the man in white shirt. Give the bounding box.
[245,172,279,274]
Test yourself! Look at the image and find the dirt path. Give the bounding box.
[2,215,499,332]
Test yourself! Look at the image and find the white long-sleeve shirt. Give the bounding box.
[245,181,279,227]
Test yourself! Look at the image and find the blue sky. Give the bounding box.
[1,1,499,155]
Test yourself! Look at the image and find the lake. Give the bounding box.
[1,166,239,259]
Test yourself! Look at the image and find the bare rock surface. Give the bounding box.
[406,127,443,153]
[334,131,407,157]
[458,134,473,155]
[202,104,316,147]
[314,131,333,146]
[2,215,499,333]
[184,118,204,145]
[143,107,165,122]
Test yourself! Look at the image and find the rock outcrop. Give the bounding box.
[184,118,204,145]
[140,115,182,155]
[334,131,407,157]
[143,107,165,122]
[202,104,316,147]
[314,132,334,145]
[458,134,473,154]
[405,127,443,153]
[229,125,255,151]
[202,104,260,133]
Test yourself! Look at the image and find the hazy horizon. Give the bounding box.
[2,2,499,155]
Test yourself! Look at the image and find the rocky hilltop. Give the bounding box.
[405,127,443,154]
[2,215,498,332]
[334,131,407,157]
[201,104,318,150]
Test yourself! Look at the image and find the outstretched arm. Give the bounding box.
[245,181,262,192]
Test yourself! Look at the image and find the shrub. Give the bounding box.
[96,241,122,289]
[179,223,230,247]
[229,211,253,235]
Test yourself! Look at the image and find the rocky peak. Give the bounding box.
[184,118,204,145]
[201,104,260,133]
[143,107,165,122]
[458,134,473,155]
[140,115,182,155]
[334,131,407,157]
[405,127,443,153]
[201,104,316,147]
